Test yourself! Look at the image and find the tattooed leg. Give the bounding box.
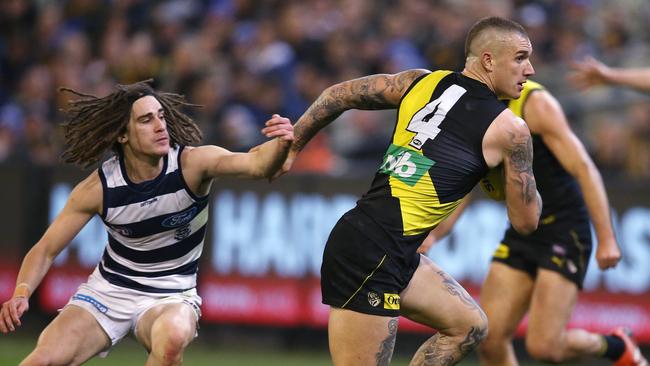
[375,318,398,366]
[410,325,487,366]
[436,271,488,361]
[410,333,457,366]
[403,261,488,366]
[328,308,401,366]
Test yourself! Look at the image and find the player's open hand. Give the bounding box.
[568,57,611,90]
[0,296,29,333]
[595,237,622,270]
[262,114,294,143]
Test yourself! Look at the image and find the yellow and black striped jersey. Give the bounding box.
[503,81,586,228]
[356,70,506,240]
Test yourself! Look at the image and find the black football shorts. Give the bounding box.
[492,214,593,289]
[320,210,421,317]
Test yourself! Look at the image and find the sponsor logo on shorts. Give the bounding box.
[552,244,566,256]
[367,291,381,307]
[383,294,400,310]
[493,243,509,259]
[72,294,109,314]
[551,255,565,268]
[162,207,198,228]
[379,144,435,187]
[567,259,577,274]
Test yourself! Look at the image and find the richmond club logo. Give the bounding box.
[367,291,381,307]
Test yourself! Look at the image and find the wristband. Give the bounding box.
[13,283,31,299]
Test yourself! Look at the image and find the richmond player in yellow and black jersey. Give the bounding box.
[283,17,541,366]
[476,81,635,365]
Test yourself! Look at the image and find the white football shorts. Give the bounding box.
[64,268,202,355]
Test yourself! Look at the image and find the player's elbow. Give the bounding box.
[510,207,540,235]
[509,191,542,235]
[511,217,538,235]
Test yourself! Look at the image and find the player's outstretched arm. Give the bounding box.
[484,110,541,235]
[0,172,100,333]
[569,56,650,93]
[525,90,621,269]
[279,69,429,174]
[186,114,294,182]
[292,69,429,152]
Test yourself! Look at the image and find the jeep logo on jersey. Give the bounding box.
[379,144,435,186]
[162,207,198,228]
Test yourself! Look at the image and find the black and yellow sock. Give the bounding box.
[600,334,626,360]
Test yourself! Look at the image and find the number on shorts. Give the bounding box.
[406,84,466,149]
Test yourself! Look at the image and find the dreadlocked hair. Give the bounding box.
[59,79,203,168]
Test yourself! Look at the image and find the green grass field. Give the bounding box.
[0,319,614,366]
[0,335,613,365]
[0,336,401,366]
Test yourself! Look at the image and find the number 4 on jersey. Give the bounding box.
[407,84,466,149]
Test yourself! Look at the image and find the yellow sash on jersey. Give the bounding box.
[382,71,462,236]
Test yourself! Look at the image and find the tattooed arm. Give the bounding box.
[285,69,429,164]
[483,109,541,235]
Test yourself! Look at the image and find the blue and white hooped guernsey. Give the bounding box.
[96,145,208,293]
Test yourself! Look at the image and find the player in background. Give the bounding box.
[570,57,650,92]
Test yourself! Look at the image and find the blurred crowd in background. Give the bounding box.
[1,0,649,179]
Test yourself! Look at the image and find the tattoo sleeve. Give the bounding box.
[376,318,398,366]
[505,130,536,204]
[292,69,427,152]
[437,270,480,310]
[409,271,488,365]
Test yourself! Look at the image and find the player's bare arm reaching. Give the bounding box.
[290,69,429,153]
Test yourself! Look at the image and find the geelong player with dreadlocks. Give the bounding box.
[0,80,294,365]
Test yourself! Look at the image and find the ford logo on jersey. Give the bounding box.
[162,207,198,228]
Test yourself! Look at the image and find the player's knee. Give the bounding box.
[155,326,192,352]
[446,310,488,352]
[525,338,563,363]
[151,319,194,364]
[465,309,488,341]
[154,311,195,341]
[150,336,185,365]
